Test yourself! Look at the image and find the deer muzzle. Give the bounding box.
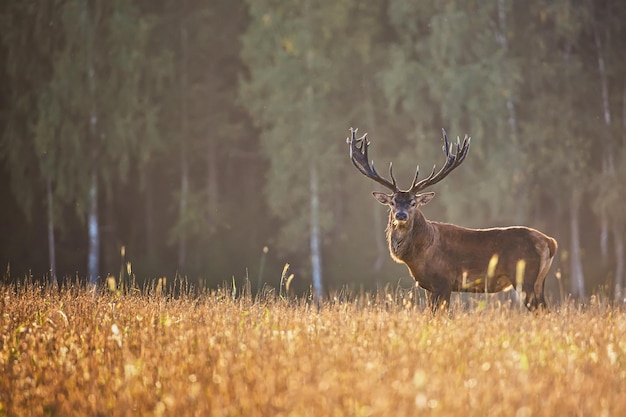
[394,211,409,226]
[395,211,408,221]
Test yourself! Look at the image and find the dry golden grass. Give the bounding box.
[1,283,625,417]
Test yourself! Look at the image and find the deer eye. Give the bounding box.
[410,200,417,207]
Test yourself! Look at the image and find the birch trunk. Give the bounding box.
[144,162,156,263]
[46,177,57,287]
[362,71,386,271]
[88,168,99,287]
[496,0,518,138]
[496,0,525,224]
[207,132,218,226]
[310,163,323,302]
[305,0,322,302]
[616,85,626,303]
[177,2,189,273]
[594,25,613,263]
[178,150,189,272]
[569,191,585,298]
[615,230,625,303]
[86,0,99,288]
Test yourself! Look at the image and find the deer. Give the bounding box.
[347,127,557,312]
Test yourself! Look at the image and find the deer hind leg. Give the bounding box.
[521,282,537,310]
[528,243,555,310]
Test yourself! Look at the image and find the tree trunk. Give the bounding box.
[617,84,626,303]
[86,0,99,288]
[496,0,525,224]
[46,176,57,287]
[373,202,386,271]
[304,0,322,303]
[144,161,156,263]
[569,191,585,299]
[178,150,189,272]
[88,168,99,287]
[309,163,323,302]
[102,193,117,278]
[594,24,613,263]
[362,70,386,272]
[207,132,218,229]
[496,0,517,138]
[177,2,189,273]
[600,218,609,263]
[614,229,624,303]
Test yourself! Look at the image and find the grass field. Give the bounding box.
[1,282,625,417]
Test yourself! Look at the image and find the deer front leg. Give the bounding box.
[426,287,452,313]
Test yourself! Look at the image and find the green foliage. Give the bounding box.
[0,0,625,294]
[384,0,520,226]
[516,0,596,195]
[0,1,64,219]
[240,0,383,257]
[33,0,157,213]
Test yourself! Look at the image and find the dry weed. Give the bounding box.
[1,284,625,416]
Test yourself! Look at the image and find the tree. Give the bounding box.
[384,0,521,227]
[588,0,626,302]
[0,1,65,284]
[153,0,256,279]
[240,0,386,296]
[33,0,157,286]
[514,0,597,298]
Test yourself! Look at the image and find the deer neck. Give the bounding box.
[386,210,433,263]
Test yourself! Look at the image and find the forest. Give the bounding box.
[1,0,625,302]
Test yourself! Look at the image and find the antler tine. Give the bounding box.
[348,128,399,192]
[409,128,471,194]
[388,162,398,190]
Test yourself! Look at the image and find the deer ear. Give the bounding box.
[416,192,435,206]
[372,192,392,205]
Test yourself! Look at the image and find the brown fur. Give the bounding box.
[349,127,557,312]
[377,191,558,311]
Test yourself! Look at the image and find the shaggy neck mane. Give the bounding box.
[386,210,433,262]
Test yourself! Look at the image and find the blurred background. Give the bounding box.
[1,0,625,302]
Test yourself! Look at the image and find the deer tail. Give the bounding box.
[547,237,558,258]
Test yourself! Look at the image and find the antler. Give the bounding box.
[347,127,399,192]
[409,128,471,194]
[347,127,470,193]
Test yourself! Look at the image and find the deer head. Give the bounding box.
[347,128,470,226]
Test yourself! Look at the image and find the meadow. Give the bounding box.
[1,281,625,417]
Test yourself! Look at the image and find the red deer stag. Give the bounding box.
[347,128,557,311]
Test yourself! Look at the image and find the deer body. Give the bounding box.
[385,205,557,309]
[348,128,557,311]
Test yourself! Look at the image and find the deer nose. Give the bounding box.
[395,211,408,221]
